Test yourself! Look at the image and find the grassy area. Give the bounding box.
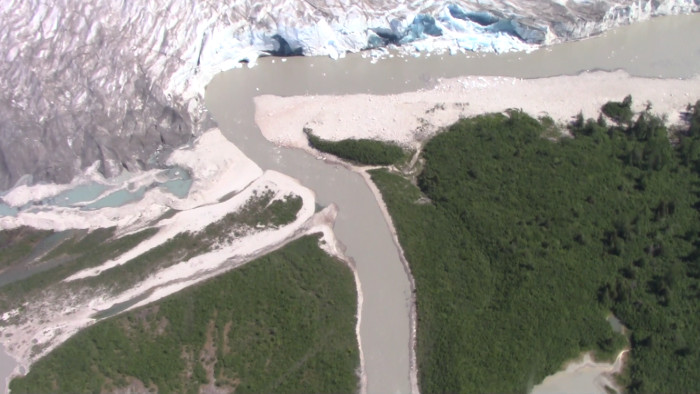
[10,236,359,394]
[305,128,408,166]
[371,100,700,392]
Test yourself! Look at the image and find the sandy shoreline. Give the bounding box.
[254,70,700,393]
[532,350,629,393]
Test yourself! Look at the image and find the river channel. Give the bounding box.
[204,13,700,394]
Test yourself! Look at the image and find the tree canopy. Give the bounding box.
[371,100,700,392]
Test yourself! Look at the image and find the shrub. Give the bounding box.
[305,128,406,166]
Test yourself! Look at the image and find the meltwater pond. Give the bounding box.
[0,167,192,215]
[43,183,108,207]
[0,204,16,217]
[84,186,147,210]
[158,167,193,199]
[79,167,193,210]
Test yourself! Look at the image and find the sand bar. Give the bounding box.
[256,70,700,151]
[532,351,629,394]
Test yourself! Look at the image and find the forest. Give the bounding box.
[305,128,408,166]
[371,98,700,392]
[9,235,359,393]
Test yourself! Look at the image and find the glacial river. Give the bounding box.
[205,14,700,394]
[1,13,699,394]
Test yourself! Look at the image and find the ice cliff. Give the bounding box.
[0,0,698,190]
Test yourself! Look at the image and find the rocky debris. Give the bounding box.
[0,0,697,190]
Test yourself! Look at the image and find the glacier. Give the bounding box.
[0,0,698,190]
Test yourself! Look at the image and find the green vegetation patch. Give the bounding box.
[371,101,700,393]
[601,94,634,125]
[305,128,407,166]
[0,228,156,310]
[10,236,359,394]
[0,227,53,270]
[218,190,303,229]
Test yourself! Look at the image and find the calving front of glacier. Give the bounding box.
[1,0,698,191]
[175,0,700,97]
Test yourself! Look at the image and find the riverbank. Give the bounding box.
[532,350,629,393]
[359,170,419,394]
[255,70,700,153]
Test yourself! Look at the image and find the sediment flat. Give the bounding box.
[256,70,700,151]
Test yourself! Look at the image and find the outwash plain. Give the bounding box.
[1,1,700,393]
